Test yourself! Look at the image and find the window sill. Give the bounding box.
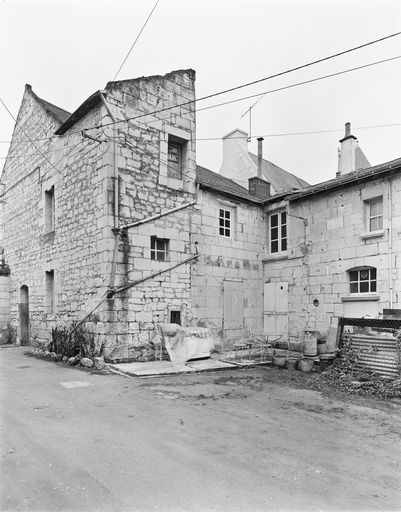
[262,253,288,263]
[360,230,384,240]
[341,295,379,302]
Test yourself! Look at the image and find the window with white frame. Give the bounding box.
[270,211,287,253]
[349,267,377,294]
[150,236,169,261]
[366,197,383,232]
[219,208,232,237]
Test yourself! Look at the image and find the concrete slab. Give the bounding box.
[110,358,237,378]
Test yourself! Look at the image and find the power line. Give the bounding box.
[81,31,401,134]
[1,122,400,160]
[112,0,160,81]
[0,96,64,176]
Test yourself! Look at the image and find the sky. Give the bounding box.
[0,0,400,185]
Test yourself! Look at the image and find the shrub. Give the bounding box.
[50,322,97,358]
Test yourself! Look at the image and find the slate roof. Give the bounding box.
[355,145,371,171]
[247,152,309,192]
[285,157,401,203]
[27,85,71,124]
[196,165,260,203]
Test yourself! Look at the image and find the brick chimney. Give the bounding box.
[248,176,270,199]
[338,122,357,175]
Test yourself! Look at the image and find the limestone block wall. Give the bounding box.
[1,87,113,346]
[263,174,401,341]
[95,70,197,361]
[191,189,266,331]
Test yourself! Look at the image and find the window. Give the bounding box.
[270,211,287,253]
[45,270,55,312]
[219,208,231,237]
[349,268,377,294]
[170,310,181,325]
[367,198,383,232]
[44,186,55,233]
[167,142,182,180]
[150,236,169,261]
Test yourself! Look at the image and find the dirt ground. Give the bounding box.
[2,347,401,511]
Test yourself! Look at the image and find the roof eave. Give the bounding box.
[197,181,263,205]
[55,90,105,135]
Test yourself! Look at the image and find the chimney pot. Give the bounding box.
[257,137,264,178]
[345,122,351,138]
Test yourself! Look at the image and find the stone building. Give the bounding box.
[1,69,399,358]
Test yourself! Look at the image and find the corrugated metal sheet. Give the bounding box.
[345,334,400,379]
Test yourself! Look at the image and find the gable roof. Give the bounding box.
[196,165,260,203]
[247,152,309,193]
[26,85,71,124]
[282,157,401,203]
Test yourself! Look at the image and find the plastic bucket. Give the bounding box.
[303,331,318,356]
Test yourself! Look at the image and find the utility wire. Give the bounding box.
[0,96,64,176]
[1,32,400,148]
[112,0,160,81]
[82,31,401,134]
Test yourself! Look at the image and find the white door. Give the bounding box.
[223,280,244,329]
[263,282,288,339]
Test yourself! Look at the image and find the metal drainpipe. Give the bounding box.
[388,177,393,308]
[99,93,119,290]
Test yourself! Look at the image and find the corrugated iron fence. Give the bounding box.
[338,318,401,379]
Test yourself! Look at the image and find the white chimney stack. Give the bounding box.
[338,122,357,175]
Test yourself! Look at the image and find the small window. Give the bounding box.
[219,208,231,237]
[349,268,377,294]
[150,236,169,262]
[366,197,383,232]
[44,186,55,233]
[170,310,181,325]
[270,211,287,254]
[167,139,183,180]
[45,270,55,312]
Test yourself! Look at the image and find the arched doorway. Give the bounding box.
[19,285,30,345]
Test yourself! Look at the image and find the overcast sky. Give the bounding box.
[1,0,400,185]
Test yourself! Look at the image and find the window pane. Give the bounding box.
[270,214,278,228]
[281,239,287,251]
[271,240,279,253]
[360,270,369,281]
[370,217,380,231]
[281,225,287,238]
[157,252,165,261]
[360,281,369,293]
[219,227,225,236]
[350,282,358,293]
[281,212,286,224]
[225,229,230,237]
[370,281,377,292]
[219,209,224,217]
[271,227,278,240]
[225,210,230,219]
[151,238,156,250]
[349,271,358,282]
[370,268,376,279]
[225,219,230,228]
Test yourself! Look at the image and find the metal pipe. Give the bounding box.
[257,137,264,178]
[388,178,393,308]
[110,253,199,295]
[120,183,200,230]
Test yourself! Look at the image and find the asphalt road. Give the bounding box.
[1,347,400,512]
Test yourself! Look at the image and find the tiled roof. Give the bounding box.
[248,152,309,192]
[286,157,401,203]
[196,165,260,202]
[27,85,71,124]
[355,145,371,171]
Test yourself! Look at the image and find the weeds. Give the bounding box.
[50,322,98,358]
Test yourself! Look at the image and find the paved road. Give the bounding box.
[1,347,400,511]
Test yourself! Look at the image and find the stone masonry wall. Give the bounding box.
[95,70,197,361]
[1,86,113,348]
[263,174,401,342]
[191,189,266,331]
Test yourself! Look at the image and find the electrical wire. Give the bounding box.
[112,0,160,81]
[0,97,64,176]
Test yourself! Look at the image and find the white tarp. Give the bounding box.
[157,324,215,365]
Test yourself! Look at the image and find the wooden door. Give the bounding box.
[223,280,244,329]
[263,282,288,339]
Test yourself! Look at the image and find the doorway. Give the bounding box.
[19,285,30,345]
[263,282,288,340]
[223,280,244,329]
